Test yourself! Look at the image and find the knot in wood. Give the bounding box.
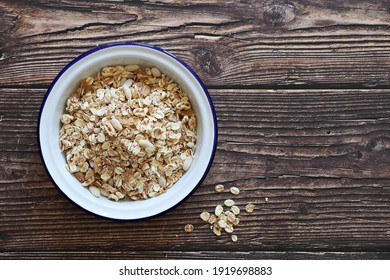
[194,47,222,77]
[264,3,295,27]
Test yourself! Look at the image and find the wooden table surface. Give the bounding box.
[1,0,390,260]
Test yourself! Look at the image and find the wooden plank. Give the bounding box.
[1,251,389,260]
[2,88,390,177]
[1,180,390,252]
[1,88,390,255]
[2,87,390,179]
[0,0,390,88]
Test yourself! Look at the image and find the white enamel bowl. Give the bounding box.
[38,42,217,220]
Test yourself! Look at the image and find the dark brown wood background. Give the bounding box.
[1,0,390,259]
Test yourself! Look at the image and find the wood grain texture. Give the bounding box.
[1,88,390,258]
[1,0,390,260]
[0,0,389,88]
[2,251,390,260]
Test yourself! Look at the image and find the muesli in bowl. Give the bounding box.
[59,64,197,202]
[39,42,217,220]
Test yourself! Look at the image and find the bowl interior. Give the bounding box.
[39,43,216,220]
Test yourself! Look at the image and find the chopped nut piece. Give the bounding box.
[184,224,194,233]
[224,199,235,207]
[215,184,224,192]
[231,235,238,242]
[200,211,211,222]
[245,203,255,213]
[230,187,240,195]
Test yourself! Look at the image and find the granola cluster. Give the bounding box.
[59,64,197,201]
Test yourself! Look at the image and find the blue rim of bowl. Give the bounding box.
[37,42,218,220]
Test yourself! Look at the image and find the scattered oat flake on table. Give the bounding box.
[184,224,194,233]
[200,211,210,222]
[224,199,235,207]
[215,184,224,192]
[199,183,251,242]
[231,205,240,215]
[230,187,240,195]
[215,205,224,216]
[208,214,217,224]
[200,201,242,242]
[212,225,222,236]
[225,224,234,233]
[245,203,255,213]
